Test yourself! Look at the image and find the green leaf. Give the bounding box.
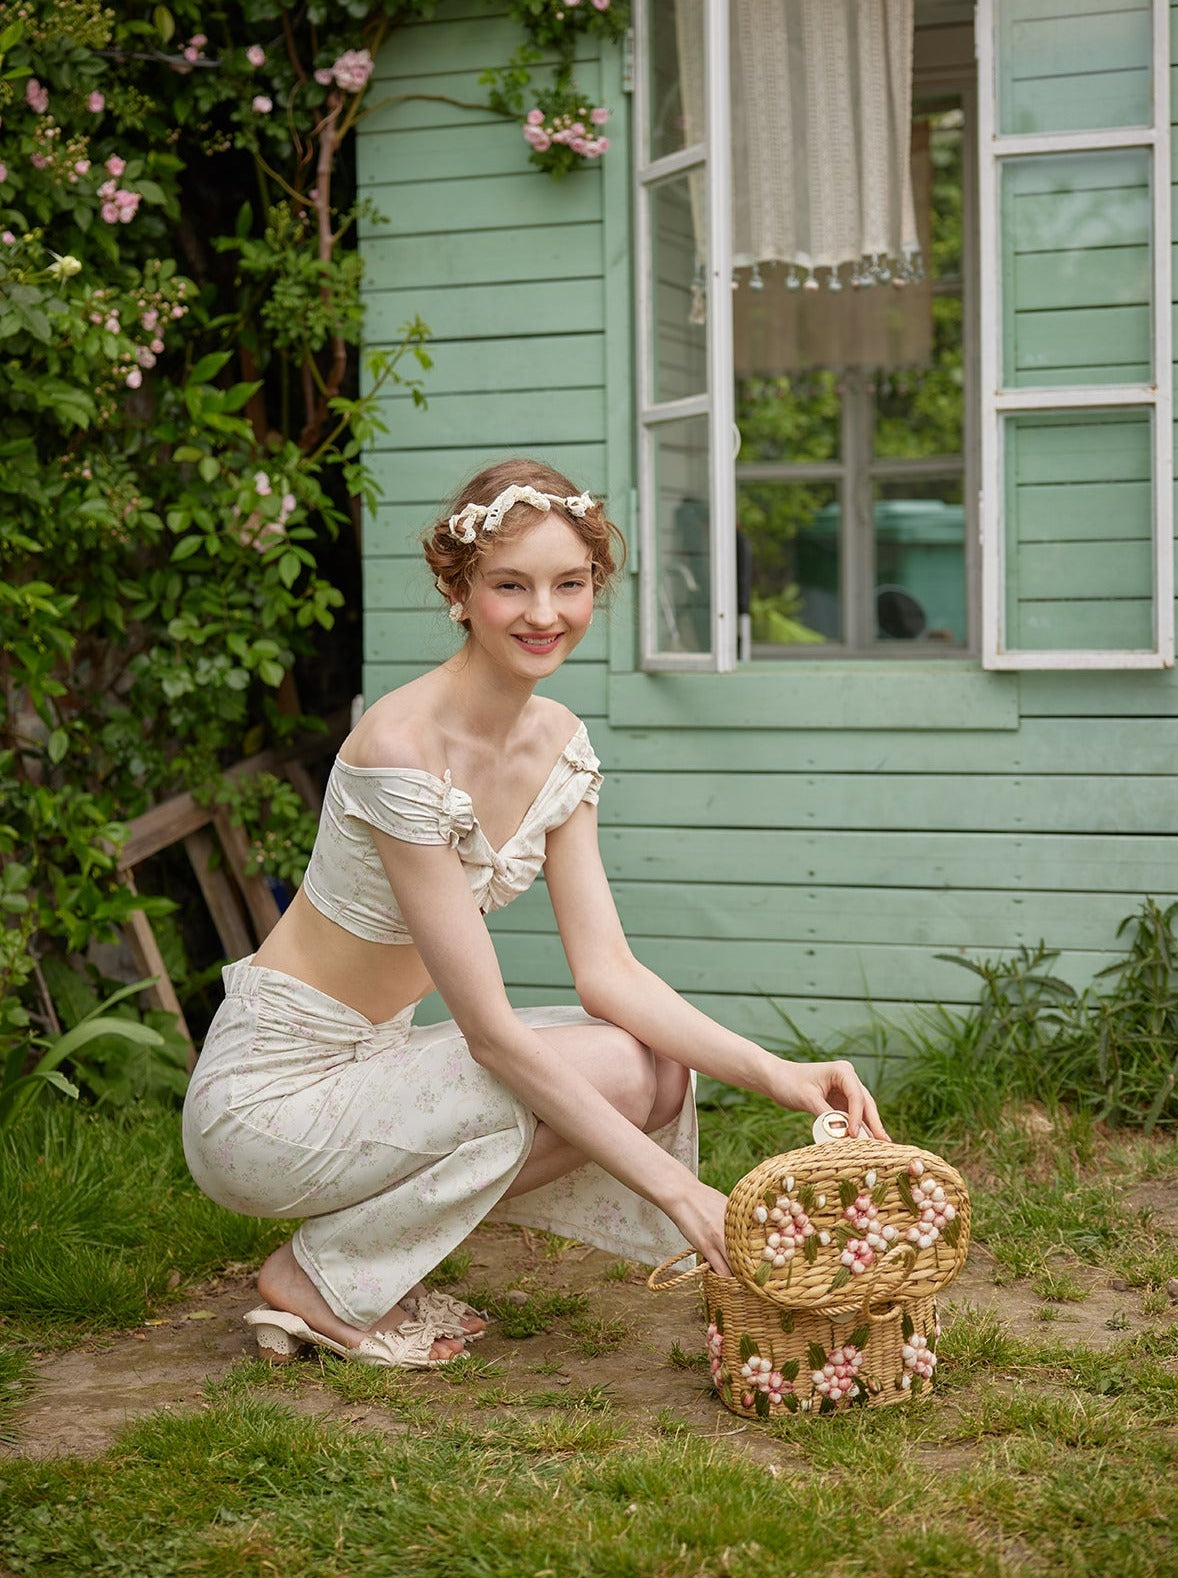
[258,659,285,687]
[806,1342,827,1372]
[753,1259,773,1287]
[171,535,203,562]
[277,550,301,589]
[847,1324,871,1351]
[738,1333,757,1363]
[154,5,175,43]
[197,456,220,482]
[803,1233,819,1264]
[780,1359,799,1381]
[754,1389,769,1419]
[189,350,232,386]
[901,1311,915,1340]
[838,1178,857,1209]
[829,1267,852,1292]
[47,728,68,764]
[897,1173,918,1214]
[778,1309,794,1334]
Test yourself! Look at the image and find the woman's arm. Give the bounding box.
[369,828,734,1271]
[543,803,888,1140]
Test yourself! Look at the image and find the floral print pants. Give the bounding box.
[182,958,696,1327]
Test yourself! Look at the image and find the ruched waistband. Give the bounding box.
[220,956,417,1059]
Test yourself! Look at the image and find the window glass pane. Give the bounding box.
[653,416,712,654]
[1003,410,1154,651]
[1001,151,1152,389]
[650,173,708,403]
[873,480,966,646]
[996,0,1151,136]
[738,480,840,646]
[736,372,840,465]
[648,0,701,160]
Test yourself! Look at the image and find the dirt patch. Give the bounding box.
[5,1217,1177,1462]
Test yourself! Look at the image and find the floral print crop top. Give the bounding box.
[302,721,603,944]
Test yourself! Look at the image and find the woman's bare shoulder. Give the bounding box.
[339,679,447,773]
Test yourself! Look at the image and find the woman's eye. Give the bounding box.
[561,580,588,591]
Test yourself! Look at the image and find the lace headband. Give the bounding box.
[446,484,594,544]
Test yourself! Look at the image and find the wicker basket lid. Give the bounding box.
[724,1139,970,1315]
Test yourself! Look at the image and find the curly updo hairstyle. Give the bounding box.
[423,457,626,626]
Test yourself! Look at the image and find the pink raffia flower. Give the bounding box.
[87,91,105,112]
[252,95,273,114]
[125,368,143,389]
[246,44,266,67]
[105,155,126,177]
[26,79,49,114]
[325,48,373,92]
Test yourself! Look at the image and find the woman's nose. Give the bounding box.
[524,590,555,625]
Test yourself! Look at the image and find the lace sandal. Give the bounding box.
[401,1290,489,1340]
[243,1306,457,1370]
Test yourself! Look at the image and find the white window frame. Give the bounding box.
[634,0,736,671]
[976,0,1173,670]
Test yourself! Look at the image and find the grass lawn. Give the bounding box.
[2,1007,1178,1575]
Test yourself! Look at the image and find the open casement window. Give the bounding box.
[635,0,736,671]
[977,0,1173,669]
[635,2,976,670]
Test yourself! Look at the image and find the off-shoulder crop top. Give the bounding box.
[301,721,603,944]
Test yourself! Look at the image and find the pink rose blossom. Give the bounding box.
[590,106,610,126]
[183,46,200,62]
[105,155,126,177]
[326,48,373,92]
[141,308,159,331]
[246,44,266,67]
[314,67,333,85]
[136,347,156,368]
[1,231,15,245]
[0,164,7,184]
[526,108,544,126]
[25,79,49,114]
[252,95,273,114]
[114,188,137,210]
[125,368,143,389]
[87,91,105,112]
[150,337,164,354]
[190,33,207,47]
[74,159,90,174]
[101,201,121,223]
[30,152,50,169]
[254,471,272,496]
[280,492,297,518]
[592,0,610,9]
[522,126,551,151]
[596,137,610,153]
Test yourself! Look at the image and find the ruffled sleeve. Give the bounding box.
[331,762,476,846]
[561,725,603,807]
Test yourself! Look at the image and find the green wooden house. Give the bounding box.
[356,0,1177,1043]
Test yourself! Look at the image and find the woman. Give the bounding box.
[183,458,887,1370]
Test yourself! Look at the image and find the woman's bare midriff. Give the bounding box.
[249,888,435,1025]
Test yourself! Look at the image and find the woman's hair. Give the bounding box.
[423,457,626,622]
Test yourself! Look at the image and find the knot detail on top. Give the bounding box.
[447,485,594,543]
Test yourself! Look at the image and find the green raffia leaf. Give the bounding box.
[762,1186,778,1209]
[872,1180,890,1207]
[897,1172,918,1214]
[714,1306,724,1334]
[798,1183,817,1213]
[803,1233,819,1264]
[754,1389,770,1419]
[848,1324,871,1351]
[779,1310,795,1334]
[902,1311,915,1340]
[754,1259,773,1287]
[829,1266,852,1292]
[739,1333,758,1363]
[806,1342,827,1372]
[942,1217,962,1248]
[838,1178,858,1209]
[783,1393,799,1412]
[781,1359,800,1382]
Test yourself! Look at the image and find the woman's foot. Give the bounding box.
[399,1284,488,1340]
[257,1243,465,1361]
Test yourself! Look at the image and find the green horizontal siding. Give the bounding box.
[355,3,1178,1056]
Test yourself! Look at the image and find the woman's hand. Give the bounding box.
[667,1180,734,1277]
[772,1059,891,1142]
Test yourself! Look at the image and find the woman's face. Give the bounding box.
[460,511,595,679]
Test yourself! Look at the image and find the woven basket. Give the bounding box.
[650,1139,970,1419]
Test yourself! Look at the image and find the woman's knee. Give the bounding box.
[643,1054,690,1132]
[596,1026,659,1125]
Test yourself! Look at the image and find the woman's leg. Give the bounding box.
[501,1021,688,1200]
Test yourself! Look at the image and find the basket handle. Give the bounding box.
[647,1251,707,1293]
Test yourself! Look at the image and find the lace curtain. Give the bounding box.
[676,0,930,371]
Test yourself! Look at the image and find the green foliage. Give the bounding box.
[195,771,320,887]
